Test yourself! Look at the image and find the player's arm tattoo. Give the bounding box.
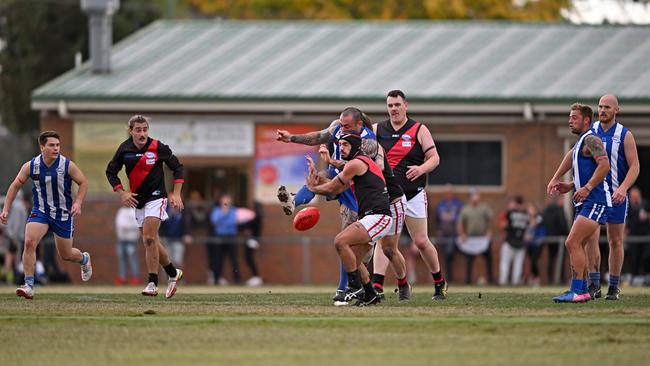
[584,135,608,160]
[290,128,333,145]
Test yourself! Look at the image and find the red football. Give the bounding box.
[293,207,320,231]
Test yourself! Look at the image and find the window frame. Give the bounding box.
[426,133,507,193]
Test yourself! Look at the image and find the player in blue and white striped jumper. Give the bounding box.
[585,94,640,300]
[547,103,610,303]
[1,131,92,299]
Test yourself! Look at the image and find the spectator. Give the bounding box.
[41,231,69,284]
[457,189,493,285]
[160,198,190,269]
[525,203,545,287]
[240,201,264,286]
[498,196,528,286]
[187,190,209,232]
[209,193,241,285]
[435,184,463,282]
[2,192,25,284]
[626,187,650,286]
[542,196,569,284]
[114,206,140,285]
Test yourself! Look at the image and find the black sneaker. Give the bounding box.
[276,185,295,215]
[374,287,385,300]
[432,280,448,300]
[355,292,381,307]
[332,289,348,306]
[588,283,602,300]
[344,287,365,302]
[398,283,412,302]
[605,286,620,301]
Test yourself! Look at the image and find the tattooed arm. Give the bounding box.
[574,135,610,203]
[276,120,338,146]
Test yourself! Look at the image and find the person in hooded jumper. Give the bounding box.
[305,131,392,306]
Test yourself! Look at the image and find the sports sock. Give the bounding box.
[431,271,444,284]
[397,276,408,286]
[164,263,177,278]
[346,270,362,289]
[609,275,620,289]
[148,273,159,286]
[582,280,588,294]
[294,185,316,207]
[372,274,385,290]
[570,278,584,294]
[337,262,348,291]
[588,272,600,287]
[25,275,35,288]
[79,253,89,265]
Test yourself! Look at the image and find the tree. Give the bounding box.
[0,0,162,135]
[183,0,570,20]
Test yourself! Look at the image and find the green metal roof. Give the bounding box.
[32,20,650,104]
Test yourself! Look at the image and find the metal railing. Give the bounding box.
[12,234,650,285]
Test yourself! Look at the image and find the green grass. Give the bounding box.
[1,286,649,366]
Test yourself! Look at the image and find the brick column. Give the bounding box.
[40,111,74,159]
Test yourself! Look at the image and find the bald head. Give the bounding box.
[598,94,620,124]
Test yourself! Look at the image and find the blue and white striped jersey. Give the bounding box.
[30,154,73,221]
[591,121,629,194]
[572,130,612,207]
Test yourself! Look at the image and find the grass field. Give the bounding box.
[1,285,649,366]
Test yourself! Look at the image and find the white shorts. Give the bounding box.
[386,195,406,237]
[135,198,168,227]
[405,190,428,219]
[359,214,392,242]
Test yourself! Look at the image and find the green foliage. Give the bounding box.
[183,0,570,20]
[0,0,162,135]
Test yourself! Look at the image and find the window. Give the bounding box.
[428,139,503,186]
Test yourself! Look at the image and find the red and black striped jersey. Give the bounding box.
[106,137,184,209]
[376,118,426,200]
[352,155,390,219]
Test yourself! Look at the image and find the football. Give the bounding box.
[293,207,320,231]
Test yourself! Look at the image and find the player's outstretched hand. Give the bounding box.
[170,194,184,210]
[318,144,330,164]
[0,211,8,225]
[120,191,138,208]
[276,130,292,143]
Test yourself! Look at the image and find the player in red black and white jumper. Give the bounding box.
[374,90,448,300]
[306,131,392,306]
[106,115,184,298]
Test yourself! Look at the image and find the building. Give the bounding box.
[31,21,650,284]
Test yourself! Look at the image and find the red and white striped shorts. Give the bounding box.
[359,214,392,242]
